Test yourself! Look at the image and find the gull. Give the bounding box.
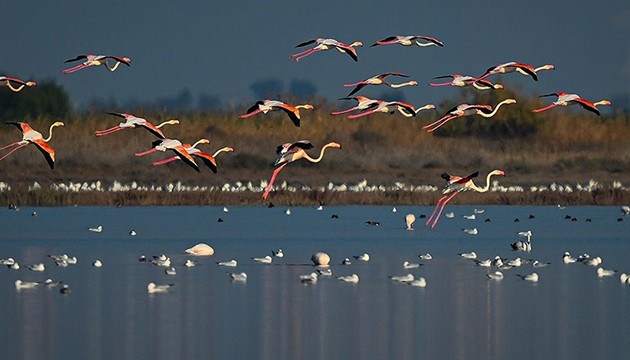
[532,260,550,268]
[444,212,455,219]
[66,256,77,265]
[164,267,177,275]
[28,263,45,272]
[403,261,421,269]
[463,214,476,220]
[512,231,532,251]
[408,277,427,287]
[60,284,71,295]
[9,262,19,270]
[582,257,602,266]
[563,252,577,264]
[299,272,318,284]
[473,209,485,214]
[475,259,492,267]
[620,273,629,284]
[44,278,63,288]
[507,258,523,267]
[55,260,69,267]
[15,280,40,289]
[459,251,477,259]
[487,271,504,280]
[93,260,103,267]
[316,204,324,211]
[185,259,196,267]
[152,255,171,267]
[227,272,247,282]
[1,257,16,265]
[337,274,360,283]
[129,230,137,236]
[223,206,229,212]
[622,206,630,216]
[389,273,415,282]
[147,282,173,293]
[217,259,238,267]
[517,272,539,282]
[493,256,504,267]
[597,267,616,277]
[252,255,273,264]
[317,268,333,276]
[342,258,352,265]
[463,228,478,235]
[272,249,284,258]
[285,209,291,215]
[353,253,370,262]
[89,225,103,233]
[392,207,397,213]
[418,253,433,260]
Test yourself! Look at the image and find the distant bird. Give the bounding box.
[474,209,485,214]
[62,54,131,74]
[95,112,179,139]
[365,221,380,226]
[343,72,418,96]
[389,273,415,282]
[263,140,341,199]
[395,104,437,117]
[185,260,196,267]
[422,99,517,133]
[392,207,397,213]
[463,214,476,220]
[346,100,417,119]
[217,259,238,267]
[240,100,313,127]
[0,76,36,92]
[353,253,370,262]
[371,35,444,47]
[151,139,227,173]
[408,278,427,287]
[184,243,215,256]
[337,274,360,283]
[459,251,477,259]
[403,261,421,269]
[475,259,492,267]
[563,252,577,264]
[341,258,352,265]
[533,260,550,268]
[418,253,433,260]
[93,260,103,267]
[0,121,64,169]
[622,206,630,216]
[429,74,502,90]
[227,272,248,282]
[299,272,319,284]
[147,282,173,294]
[533,92,611,116]
[272,249,284,258]
[512,231,532,251]
[164,267,176,275]
[426,170,506,229]
[477,62,554,82]
[517,272,539,282]
[15,280,40,290]
[445,212,455,219]
[88,225,103,232]
[136,139,200,173]
[28,263,45,272]
[405,213,416,230]
[289,38,363,62]
[487,271,504,280]
[463,228,478,235]
[331,96,380,116]
[252,255,273,264]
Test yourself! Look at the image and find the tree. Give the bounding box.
[0,79,71,120]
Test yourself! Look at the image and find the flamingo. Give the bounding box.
[422,99,517,133]
[289,38,363,62]
[429,74,503,90]
[426,170,506,229]
[397,104,437,117]
[343,72,418,96]
[240,100,313,127]
[371,35,444,47]
[477,62,554,82]
[95,112,179,139]
[135,139,200,173]
[62,54,131,74]
[532,92,611,116]
[0,121,64,169]
[0,76,37,92]
[346,100,417,119]
[152,139,234,173]
[331,96,380,116]
[262,140,341,199]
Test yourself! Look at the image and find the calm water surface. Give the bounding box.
[0,205,629,359]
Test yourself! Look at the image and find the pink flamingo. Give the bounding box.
[135,139,200,173]
[331,96,380,116]
[289,38,363,62]
[477,62,554,82]
[152,139,234,173]
[346,100,417,119]
[95,113,180,139]
[0,121,64,169]
[422,99,517,132]
[263,140,341,199]
[429,74,503,90]
[533,92,611,116]
[396,104,437,117]
[371,35,444,47]
[240,100,313,127]
[344,72,418,96]
[62,54,131,74]
[426,170,506,229]
[0,76,37,92]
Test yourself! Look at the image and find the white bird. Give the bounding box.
[487,271,504,280]
[317,268,333,276]
[93,260,103,267]
[517,272,539,282]
[408,277,427,287]
[337,274,360,283]
[418,253,433,260]
[15,280,40,289]
[621,206,629,215]
[164,267,177,275]
[223,206,229,212]
[299,272,319,284]
[89,225,103,233]
[185,259,196,267]
[252,255,273,264]
[285,209,291,215]
[66,256,77,265]
[353,253,370,262]
[0,257,15,265]
[507,258,523,267]
[532,260,550,268]
[459,251,477,259]
[390,273,415,282]
[444,212,455,218]
[403,261,421,269]
[129,230,137,236]
[217,259,238,267]
[228,272,248,281]
[463,214,476,220]
[511,231,532,252]
[341,258,352,265]
[597,267,616,277]
[147,282,173,293]
[473,208,485,214]
[316,205,324,211]
[493,256,504,267]
[620,273,629,284]
[272,249,284,258]
[392,207,397,213]
[463,228,478,235]
[9,262,20,270]
[28,263,45,272]
[151,255,171,267]
[563,252,577,264]
[583,257,602,267]
[475,259,492,267]
[405,213,416,230]
[43,278,62,287]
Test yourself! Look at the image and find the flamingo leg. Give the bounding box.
[331,107,359,115]
[347,109,377,119]
[95,126,124,136]
[422,115,456,132]
[0,141,21,151]
[428,82,453,87]
[0,143,28,161]
[430,191,461,229]
[532,103,558,113]
[152,156,179,166]
[425,194,451,226]
[289,48,316,59]
[240,109,263,119]
[62,63,90,74]
[293,49,321,62]
[263,163,288,200]
[343,81,364,87]
[135,148,159,157]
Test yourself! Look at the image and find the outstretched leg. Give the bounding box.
[422,115,457,132]
[263,163,288,200]
[152,156,179,166]
[62,63,89,74]
[429,191,461,229]
[532,104,558,113]
[0,141,21,151]
[0,143,28,161]
[95,126,124,136]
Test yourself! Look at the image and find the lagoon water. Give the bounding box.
[0,205,629,359]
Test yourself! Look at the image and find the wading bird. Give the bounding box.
[422,99,517,132]
[371,35,444,47]
[0,76,36,92]
[343,72,418,96]
[429,74,502,90]
[95,113,179,139]
[426,170,506,229]
[0,121,64,169]
[331,96,380,116]
[477,62,554,82]
[263,140,341,199]
[532,92,611,116]
[136,139,200,173]
[346,100,417,119]
[240,100,313,127]
[289,38,363,62]
[62,54,131,74]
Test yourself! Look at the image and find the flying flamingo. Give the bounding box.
[346,100,417,119]
[62,54,131,74]
[429,74,503,90]
[422,99,517,133]
[426,170,506,229]
[135,139,200,173]
[533,92,611,116]
[331,96,380,116]
[371,35,444,47]
[289,38,363,62]
[95,112,180,139]
[343,72,418,96]
[240,100,313,127]
[477,62,554,82]
[262,140,341,199]
[397,104,437,117]
[152,139,235,173]
[0,121,64,169]
[0,76,37,92]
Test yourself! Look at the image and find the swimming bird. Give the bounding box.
[463,214,476,220]
[1,76,36,92]
[164,267,176,275]
[217,259,238,267]
[429,74,502,90]
[343,72,417,96]
[342,258,352,265]
[426,170,506,229]
[240,100,313,127]
[408,277,428,287]
[95,113,179,139]
[299,272,319,284]
[185,259,196,267]
[129,230,137,236]
[88,225,103,232]
[477,62,554,82]
[422,99,517,133]
[136,139,200,172]
[263,140,341,199]
[15,280,40,290]
[597,267,616,277]
[511,231,532,251]
[405,214,416,230]
[337,274,360,283]
[475,259,492,267]
[28,263,45,272]
[622,206,630,216]
[418,253,433,260]
[272,249,284,258]
[403,261,421,269]
[392,207,397,213]
[487,271,504,280]
[252,255,273,264]
[390,273,415,282]
[228,272,248,282]
[444,212,455,219]
[463,228,478,235]
[285,209,291,215]
[346,100,417,119]
[331,96,380,116]
[459,251,477,259]
[184,243,215,256]
[0,258,16,266]
[563,252,577,264]
[371,35,444,47]
[0,121,64,169]
[93,260,103,267]
[147,282,173,293]
[62,54,131,74]
[151,255,171,267]
[507,258,523,267]
[517,272,539,282]
[317,268,333,277]
[532,260,550,268]
[289,38,363,62]
[533,92,611,116]
[353,253,370,262]
[620,273,629,284]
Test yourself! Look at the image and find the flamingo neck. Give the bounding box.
[6,82,26,92]
[105,60,123,72]
[44,124,60,142]
[295,105,312,110]
[301,143,338,163]
[389,81,417,89]
[191,140,207,148]
[478,100,513,118]
[212,147,232,158]
[468,172,499,193]
[415,41,436,47]
[155,120,178,129]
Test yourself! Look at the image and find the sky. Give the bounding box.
[2,0,630,111]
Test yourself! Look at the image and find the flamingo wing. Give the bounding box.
[371,36,398,46]
[243,101,265,115]
[191,151,218,173]
[106,56,131,66]
[6,121,30,133]
[31,138,56,169]
[295,39,318,47]
[288,140,314,152]
[64,55,88,63]
[514,63,538,81]
[415,36,444,47]
[347,83,367,97]
[392,102,416,116]
[276,104,301,127]
[139,122,167,139]
[337,45,358,61]
[171,145,200,172]
[572,98,601,116]
[380,72,409,78]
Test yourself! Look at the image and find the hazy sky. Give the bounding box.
[3,1,629,110]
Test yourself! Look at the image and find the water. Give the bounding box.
[0,205,628,359]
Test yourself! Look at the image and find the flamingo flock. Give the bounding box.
[0,32,614,230]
